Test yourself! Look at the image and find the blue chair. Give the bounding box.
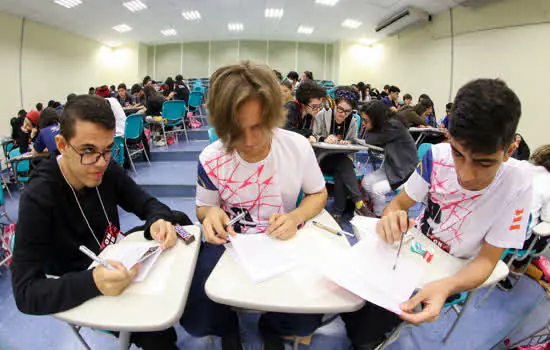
[208,128,218,144]
[124,114,151,174]
[188,91,206,124]
[327,88,336,100]
[112,136,125,166]
[353,114,361,135]
[8,148,30,186]
[417,143,432,162]
[162,100,189,145]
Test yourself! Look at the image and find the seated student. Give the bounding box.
[23,110,41,149]
[32,107,60,157]
[301,70,313,82]
[380,84,390,99]
[11,95,179,350]
[47,100,56,109]
[440,102,453,129]
[402,93,413,107]
[511,133,530,161]
[499,144,550,290]
[36,103,43,112]
[131,84,147,107]
[280,80,293,104]
[311,86,373,223]
[284,80,326,138]
[110,84,118,98]
[342,79,532,349]
[395,102,430,128]
[11,109,29,152]
[286,71,300,90]
[162,77,177,100]
[88,87,95,95]
[418,94,438,127]
[179,62,328,350]
[174,75,191,105]
[116,83,135,108]
[359,101,417,216]
[381,85,400,111]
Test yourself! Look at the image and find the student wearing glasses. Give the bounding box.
[311,86,374,223]
[284,80,326,139]
[11,95,179,349]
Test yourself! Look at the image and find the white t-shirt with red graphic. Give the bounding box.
[404,143,532,258]
[196,128,325,234]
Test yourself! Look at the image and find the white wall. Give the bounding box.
[0,12,142,137]
[149,40,334,81]
[336,0,550,149]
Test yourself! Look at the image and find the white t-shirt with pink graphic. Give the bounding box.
[196,128,326,234]
[404,143,532,258]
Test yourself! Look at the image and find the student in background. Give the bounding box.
[131,84,146,107]
[36,103,43,112]
[47,100,56,109]
[273,70,283,81]
[311,86,374,223]
[343,79,531,349]
[32,107,60,157]
[280,80,293,104]
[174,75,190,105]
[88,87,95,95]
[162,77,177,100]
[286,71,300,90]
[11,95,179,350]
[359,101,417,216]
[421,98,438,128]
[380,84,390,98]
[301,70,313,82]
[402,93,413,107]
[284,80,326,138]
[109,85,118,98]
[381,85,400,111]
[180,62,328,350]
[511,133,530,161]
[440,102,453,129]
[116,83,135,108]
[23,110,41,148]
[11,109,29,152]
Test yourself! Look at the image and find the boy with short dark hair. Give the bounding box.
[441,102,453,129]
[382,85,400,111]
[284,80,326,138]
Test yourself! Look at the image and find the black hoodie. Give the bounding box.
[11,155,173,315]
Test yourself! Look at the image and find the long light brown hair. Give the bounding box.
[207,61,286,152]
[531,144,550,172]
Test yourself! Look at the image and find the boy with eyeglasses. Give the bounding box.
[11,95,179,349]
[284,80,326,139]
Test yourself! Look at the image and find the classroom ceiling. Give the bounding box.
[0,0,465,46]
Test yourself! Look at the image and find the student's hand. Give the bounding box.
[399,280,451,324]
[308,136,316,144]
[419,125,430,129]
[203,207,236,245]
[93,260,139,296]
[376,210,415,244]
[339,140,350,145]
[150,219,177,250]
[266,213,299,240]
[325,135,338,144]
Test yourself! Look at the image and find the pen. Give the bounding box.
[312,221,354,238]
[79,245,116,271]
[392,213,409,271]
[224,212,246,230]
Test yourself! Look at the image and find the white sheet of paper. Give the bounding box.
[317,232,425,315]
[94,242,162,282]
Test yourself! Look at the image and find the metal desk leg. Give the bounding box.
[442,290,477,343]
[118,331,131,350]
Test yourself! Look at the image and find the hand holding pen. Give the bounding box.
[202,207,239,245]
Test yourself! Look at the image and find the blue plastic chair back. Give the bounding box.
[193,86,206,94]
[162,100,187,122]
[113,136,125,165]
[9,147,30,179]
[417,143,433,162]
[208,128,219,143]
[328,88,336,100]
[124,114,144,140]
[353,114,361,134]
[189,92,204,108]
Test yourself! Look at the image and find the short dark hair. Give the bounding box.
[446,102,453,111]
[47,100,55,108]
[303,71,313,80]
[334,85,359,110]
[165,77,175,91]
[403,93,412,101]
[273,70,283,81]
[89,87,95,92]
[67,93,77,105]
[418,93,430,101]
[383,85,390,90]
[450,79,521,153]
[131,84,142,94]
[117,83,127,91]
[419,98,434,109]
[143,75,152,86]
[36,103,43,111]
[389,85,400,94]
[110,85,116,91]
[38,107,60,130]
[175,74,184,82]
[280,80,293,90]
[287,71,299,81]
[295,80,326,105]
[17,109,27,118]
[359,101,393,132]
[414,103,428,116]
[53,101,61,108]
[60,95,115,142]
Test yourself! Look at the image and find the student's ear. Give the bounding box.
[55,135,68,155]
[504,142,517,161]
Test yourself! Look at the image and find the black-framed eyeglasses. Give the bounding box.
[336,106,352,114]
[307,103,322,111]
[68,143,118,165]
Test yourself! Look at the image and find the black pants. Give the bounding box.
[340,302,402,348]
[123,132,150,170]
[180,243,323,338]
[120,328,178,350]
[320,154,363,214]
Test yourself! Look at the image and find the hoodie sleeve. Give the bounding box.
[284,101,312,138]
[111,163,173,238]
[11,188,101,315]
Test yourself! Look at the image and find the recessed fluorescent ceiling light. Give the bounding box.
[228,23,244,32]
[315,0,339,6]
[123,0,147,12]
[342,19,362,29]
[182,10,201,21]
[113,24,133,33]
[53,0,82,9]
[161,28,177,36]
[360,38,376,45]
[106,41,120,47]
[264,8,284,18]
[297,26,314,34]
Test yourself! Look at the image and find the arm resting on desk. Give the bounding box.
[291,188,328,224]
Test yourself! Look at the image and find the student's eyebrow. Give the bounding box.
[451,145,498,163]
[78,143,115,150]
[450,145,464,157]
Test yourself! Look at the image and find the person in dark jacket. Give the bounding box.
[359,101,418,216]
[284,80,326,138]
[511,133,530,160]
[174,74,190,104]
[11,109,29,152]
[11,95,179,350]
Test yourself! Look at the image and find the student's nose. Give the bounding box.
[458,163,477,185]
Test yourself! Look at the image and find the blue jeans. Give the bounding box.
[180,243,323,338]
